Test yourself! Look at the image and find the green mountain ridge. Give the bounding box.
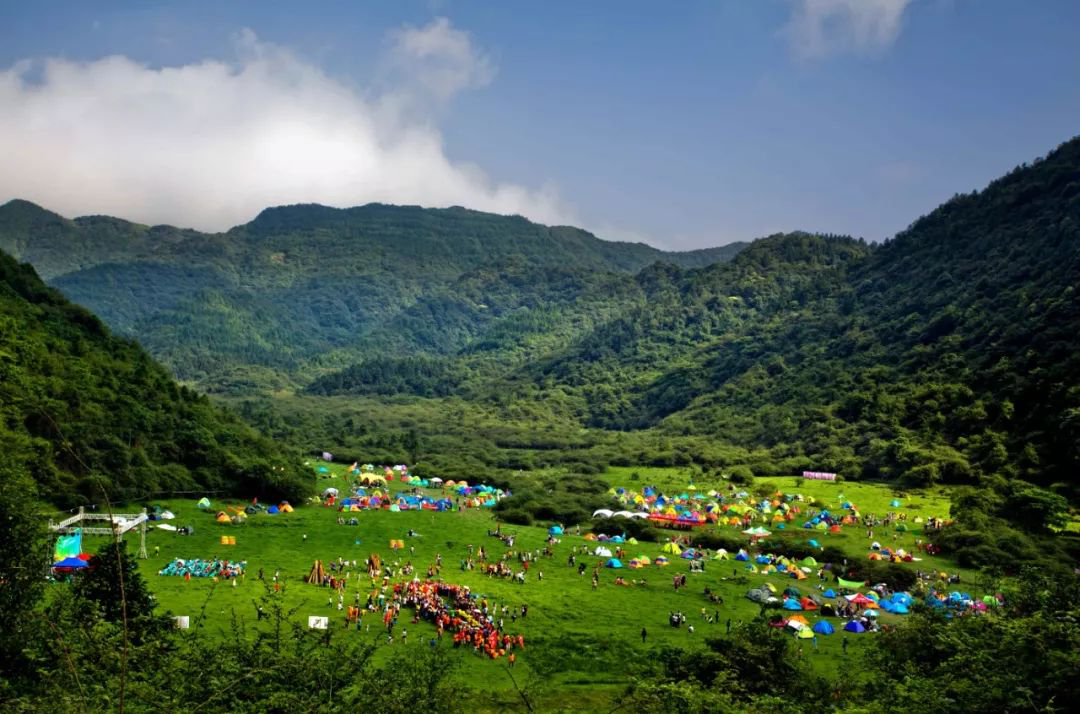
[0,250,309,507]
[300,137,1080,496]
[0,200,747,390]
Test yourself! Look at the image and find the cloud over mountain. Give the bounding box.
[0,20,570,232]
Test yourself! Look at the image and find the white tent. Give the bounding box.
[155,523,178,532]
[613,511,634,518]
[595,547,613,557]
[627,512,649,520]
[592,509,614,518]
[322,487,339,498]
[160,510,175,520]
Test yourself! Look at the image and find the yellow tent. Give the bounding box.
[279,502,294,513]
[661,542,682,554]
[215,512,230,523]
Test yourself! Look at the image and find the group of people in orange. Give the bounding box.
[395,580,525,661]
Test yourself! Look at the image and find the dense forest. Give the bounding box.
[287,137,1080,501]
[3,138,1079,508]
[0,200,745,391]
[0,251,310,506]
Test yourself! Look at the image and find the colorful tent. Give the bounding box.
[53,556,89,569]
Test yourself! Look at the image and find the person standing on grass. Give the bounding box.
[641,627,647,643]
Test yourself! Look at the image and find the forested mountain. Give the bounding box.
[0,250,309,506]
[496,137,1080,491]
[3,138,1078,501]
[298,137,1080,497]
[0,200,745,391]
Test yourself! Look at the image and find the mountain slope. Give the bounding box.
[0,250,309,506]
[491,137,1080,489]
[0,201,745,390]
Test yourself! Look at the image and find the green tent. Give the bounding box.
[801,557,818,566]
[197,497,211,509]
[837,577,865,589]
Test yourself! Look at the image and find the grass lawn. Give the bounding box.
[63,464,975,711]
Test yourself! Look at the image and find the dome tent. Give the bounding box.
[812,621,835,635]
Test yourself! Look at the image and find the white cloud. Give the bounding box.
[0,21,572,232]
[783,0,913,59]
[387,16,495,100]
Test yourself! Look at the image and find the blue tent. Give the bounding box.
[782,598,803,610]
[890,499,901,507]
[267,505,279,514]
[844,621,867,633]
[735,552,749,561]
[823,589,837,598]
[548,525,563,535]
[605,558,623,568]
[892,604,910,614]
[808,539,820,547]
[892,592,914,605]
[812,621,835,635]
[53,557,88,569]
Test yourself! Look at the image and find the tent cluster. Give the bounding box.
[146,505,176,521]
[158,558,245,579]
[605,486,821,531]
[336,489,457,513]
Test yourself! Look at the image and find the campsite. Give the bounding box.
[5,4,1080,711]
[54,461,995,708]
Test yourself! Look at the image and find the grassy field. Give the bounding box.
[66,465,968,711]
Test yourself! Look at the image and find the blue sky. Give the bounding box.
[2,1,1079,248]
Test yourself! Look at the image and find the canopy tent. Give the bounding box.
[54,529,82,561]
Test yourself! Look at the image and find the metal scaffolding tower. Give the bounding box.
[49,507,150,558]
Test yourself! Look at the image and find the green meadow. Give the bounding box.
[71,466,965,710]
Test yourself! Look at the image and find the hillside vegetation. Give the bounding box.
[0,251,309,506]
[0,201,745,391]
